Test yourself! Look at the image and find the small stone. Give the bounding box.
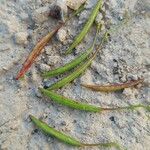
[47,55,61,65]
[95,13,103,25]
[43,80,51,89]
[32,6,50,23]
[122,88,138,99]
[39,63,51,72]
[56,28,67,44]
[127,73,138,80]
[123,88,132,98]
[14,32,28,45]
[45,45,53,55]
[17,89,21,92]
[80,70,93,84]
[2,67,8,71]
[118,14,124,21]
[66,0,86,10]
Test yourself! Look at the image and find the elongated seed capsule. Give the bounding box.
[40,88,101,112]
[81,78,144,92]
[42,25,100,78]
[39,88,150,112]
[30,115,82,146]
[65,0,103,54]
[16,23,63,80]
[47,31,108,90]
[30,115,122,149]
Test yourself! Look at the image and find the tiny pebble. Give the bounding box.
[17,89,21,92]
[66,0,86,10]
[118,14,124,21]
[2,67,8,71]
[43,81,51,89]
[14,32,28,45]
[47,55,61,66]
[45,45,53,55]
[80,70,93,84]
[127,74,138,80]
[122,88,138,99]
[56,28,67,44]
[39,63,51,72]
[95,13,103,25]
[32,6,50,23]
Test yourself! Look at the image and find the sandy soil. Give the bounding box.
[0,0,150,150]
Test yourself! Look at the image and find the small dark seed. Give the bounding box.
[109,116,115,122]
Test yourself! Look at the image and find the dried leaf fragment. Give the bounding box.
[81,79,144,92]
[16,23,63,80]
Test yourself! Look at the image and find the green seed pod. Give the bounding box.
[39,88,101,112]
[65,0,103,54]
[30,115,82,146]
[30,115,122,149]
[39,88,150,113]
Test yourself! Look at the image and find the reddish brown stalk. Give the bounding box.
[81,78,144,92]
[16,23,64,80]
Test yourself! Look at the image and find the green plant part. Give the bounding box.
[47,31,108,90]
[42,24,101,78]
[81,78,144,92]
[65,0,103,55]
[39,88,150,112]
[30,115,122,149]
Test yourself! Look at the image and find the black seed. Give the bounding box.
[109,116,115,122]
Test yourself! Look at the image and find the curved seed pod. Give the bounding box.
[47,31,108,90]
[81,78,144,92]
[42,25,100,78]
[65,0,103,55]
[39,88,101,112]
[16,23,63,80]
[16,4,85,80]
[30,115,81,146]
[39,88,150,112]
[30,115,122,149]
